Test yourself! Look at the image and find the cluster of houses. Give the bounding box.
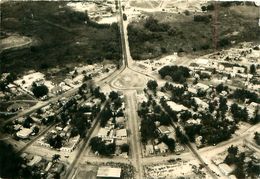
[5,63,116,100]
[189,44,259,91]
[11,116,41,139]
[36,125,80,153]
[67,0,117,24]
[97,116,129,156]
[20,153,65,179]
[145,125,184,156]
[212,146,260,178]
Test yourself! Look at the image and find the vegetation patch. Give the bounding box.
[0,1,121,75]
[128,2,260,60]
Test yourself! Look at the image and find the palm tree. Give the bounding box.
[52,154,60,163]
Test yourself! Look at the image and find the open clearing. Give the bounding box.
[112,69,149,89]
[129,0,161,9]
[0,35,32,51]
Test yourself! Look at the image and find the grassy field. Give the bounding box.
[0,1,121,75]
[128,3,260,60]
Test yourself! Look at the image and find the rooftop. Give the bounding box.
[97,167,121,178]
[166,101,188,112]
[116,129,127,137]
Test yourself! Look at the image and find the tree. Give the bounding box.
[201,6,207,11]
[180,110,192,122]
[249,64,256,74]
[121,143,129,153]
[109,91,119,101]
[208,102,215,113]
[123,13,127,21]
[232,88,258,103]
[70,112,90,138]
[32,84,49,98]
[219,97,228,114]
[228,145,238,155]
[6,73,17,83]
[100,107,113,127]
[147,80,158,91]
[23,116,33,128]
[159,65,190,84]
[254,132,260,145]
[52,154,60,163]
[47,135,63,149]
[159,113,171,126]
[113,97,123,110]
[161,135,176,152]
[216,83,228,93]
[33,126,39,134]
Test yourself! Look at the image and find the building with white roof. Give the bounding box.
[157,125,171,135]
[218,163,234,176]
[157,142,169,153]
[116,129,127,139]
[98,128,109,138]
[195,83,209,91]
[97,167,121,178]
[27,155,42,167]
[16,127,33,139]
[193,97,209,110]
[166,101,188,112]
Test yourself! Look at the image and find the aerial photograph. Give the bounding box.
[0,0,259,178]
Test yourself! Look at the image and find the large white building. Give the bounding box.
[16,127,33,139]
[97,167,121,178]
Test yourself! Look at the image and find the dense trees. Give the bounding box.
[201,4,215,11]
[47,134,63,149]
[159,65,190,83]
[230,103,248,122]
[224,145,259,178]
[215,83,228,93]
[161,135,176,151]
[90,137,116,156]
[144,17,170,32]
[140,117,157,143]
[100,107,113,127]
[127,24,163,60]
[91,87,106,102]
[2,2,122,75]
[0,141,23,178]
[175,127,188,144]
[70,112,91,138]
[109,91,119,101]
[224,145,239,164]
[193,15,212,23]
[31,83,49,98]
[232,88,259,103]
[147,80,158,91]
[218,38,230,47]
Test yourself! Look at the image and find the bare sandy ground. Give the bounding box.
[0,35,32,51]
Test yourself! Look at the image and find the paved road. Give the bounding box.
[64,100,109,179]
[125,91,143,179]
